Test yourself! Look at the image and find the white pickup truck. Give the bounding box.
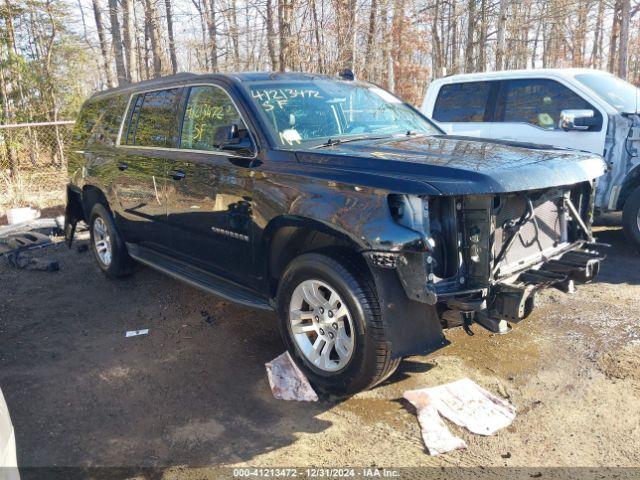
[422,68,640,248]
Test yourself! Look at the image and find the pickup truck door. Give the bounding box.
[489,78,607,155]
[164,84,256,285]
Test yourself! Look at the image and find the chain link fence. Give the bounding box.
[0,121,75,214]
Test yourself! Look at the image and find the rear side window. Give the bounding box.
[432,82,492,122]
[73,95,127,147]
[180,85,246,151]
[496,79,601,130]
[124,88,182,147]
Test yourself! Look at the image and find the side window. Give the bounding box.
[180,85,246,151]
[432,81,492,122]
[497,79,601,130]
[125,88,182,147]
[87,95,128,147]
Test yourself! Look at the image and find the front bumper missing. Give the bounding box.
[445,248,606,334]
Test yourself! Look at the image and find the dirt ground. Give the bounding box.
[1,215,639,478]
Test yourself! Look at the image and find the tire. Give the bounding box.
[276,251,401,394]
[622,186,640,251]
[89,203,134,278]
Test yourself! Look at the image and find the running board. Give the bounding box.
[127,243,273,311]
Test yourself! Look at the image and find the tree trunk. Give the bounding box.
[202,0,218,71]
[609,0,621,73]
[591,0,605,68]
[229,0,241,69]
[143,0,164,76]
[122,0,135,81]
[618,0,631,78]
[464,0,475,72]
[108,0,128,85]
[266,0,278,70]
[164,0,178,73]
[364,0,377,79]
[310,0,324,73]
[495,0,508,71]
[91,0,115,87]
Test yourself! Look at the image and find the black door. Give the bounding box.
[165,85,256,284]
[112,87,184,251]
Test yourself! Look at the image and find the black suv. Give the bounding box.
[65,72,606,393]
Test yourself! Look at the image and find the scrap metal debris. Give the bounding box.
[125,329,149,337]
[5,251,59,272]
[404,378,516,456]
[265,352,318,402]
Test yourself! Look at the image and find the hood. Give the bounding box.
[296,134,606,195]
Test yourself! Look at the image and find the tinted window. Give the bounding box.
[126,88,182,147]
[433,82,492,122]
[497,79,600,130]
[73,95,128,147]
[180,86,245,151]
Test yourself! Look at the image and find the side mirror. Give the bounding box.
[559,109,599,131]
[214,124,239,146]
[214,124,254,156]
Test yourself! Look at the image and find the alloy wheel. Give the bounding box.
[288,279,355,372]
[93,217,112,266]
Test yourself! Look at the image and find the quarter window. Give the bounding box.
[180,86,245,151]
[496,79,601,130]
[433,82,492,122]
[125,88,182,147]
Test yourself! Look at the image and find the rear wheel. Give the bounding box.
[622,186,640,251]
[276,252,400,394]
[89,203,134,278]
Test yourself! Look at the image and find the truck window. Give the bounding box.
[125,88,182,148]
[180,85,246,151]
[432,82,492,122]
[496,79,601,130]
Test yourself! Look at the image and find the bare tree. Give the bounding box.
[91,0,115,87]
[165,0,179,74]
[107,0,128,85]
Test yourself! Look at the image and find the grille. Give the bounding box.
[493,194,564,274]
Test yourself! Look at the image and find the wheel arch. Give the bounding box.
[262,216,370,297]
[617,163,640,210]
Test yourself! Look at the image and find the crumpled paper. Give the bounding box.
[265,352,318,401]
[404,378,516,455]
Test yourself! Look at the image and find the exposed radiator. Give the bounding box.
[493,194,564,274]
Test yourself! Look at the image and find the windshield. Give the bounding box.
[575,73,640,113]
[245,80,439,147]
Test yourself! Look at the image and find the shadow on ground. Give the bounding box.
[0,241,334,471]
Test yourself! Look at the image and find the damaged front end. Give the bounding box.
[386,181,606,335]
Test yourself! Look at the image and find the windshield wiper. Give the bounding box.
[311,135,394,149]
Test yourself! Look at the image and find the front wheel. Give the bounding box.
[622,186,640,251]
[276,252,400,394]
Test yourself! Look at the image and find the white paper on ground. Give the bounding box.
[265,352,318,402]
[404,378,516,456]
[125,329,149,337]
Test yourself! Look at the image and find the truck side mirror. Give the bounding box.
[214,123,254,156]
[559,109,600,131]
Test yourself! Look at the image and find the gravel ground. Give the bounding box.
[1,217,639,479]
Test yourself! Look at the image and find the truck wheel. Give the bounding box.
[276,252,400,394]
[89,203,134,278]
[622,186,640,250]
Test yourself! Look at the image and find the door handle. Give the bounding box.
[171,169,186,181]
[118,162,128,171]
